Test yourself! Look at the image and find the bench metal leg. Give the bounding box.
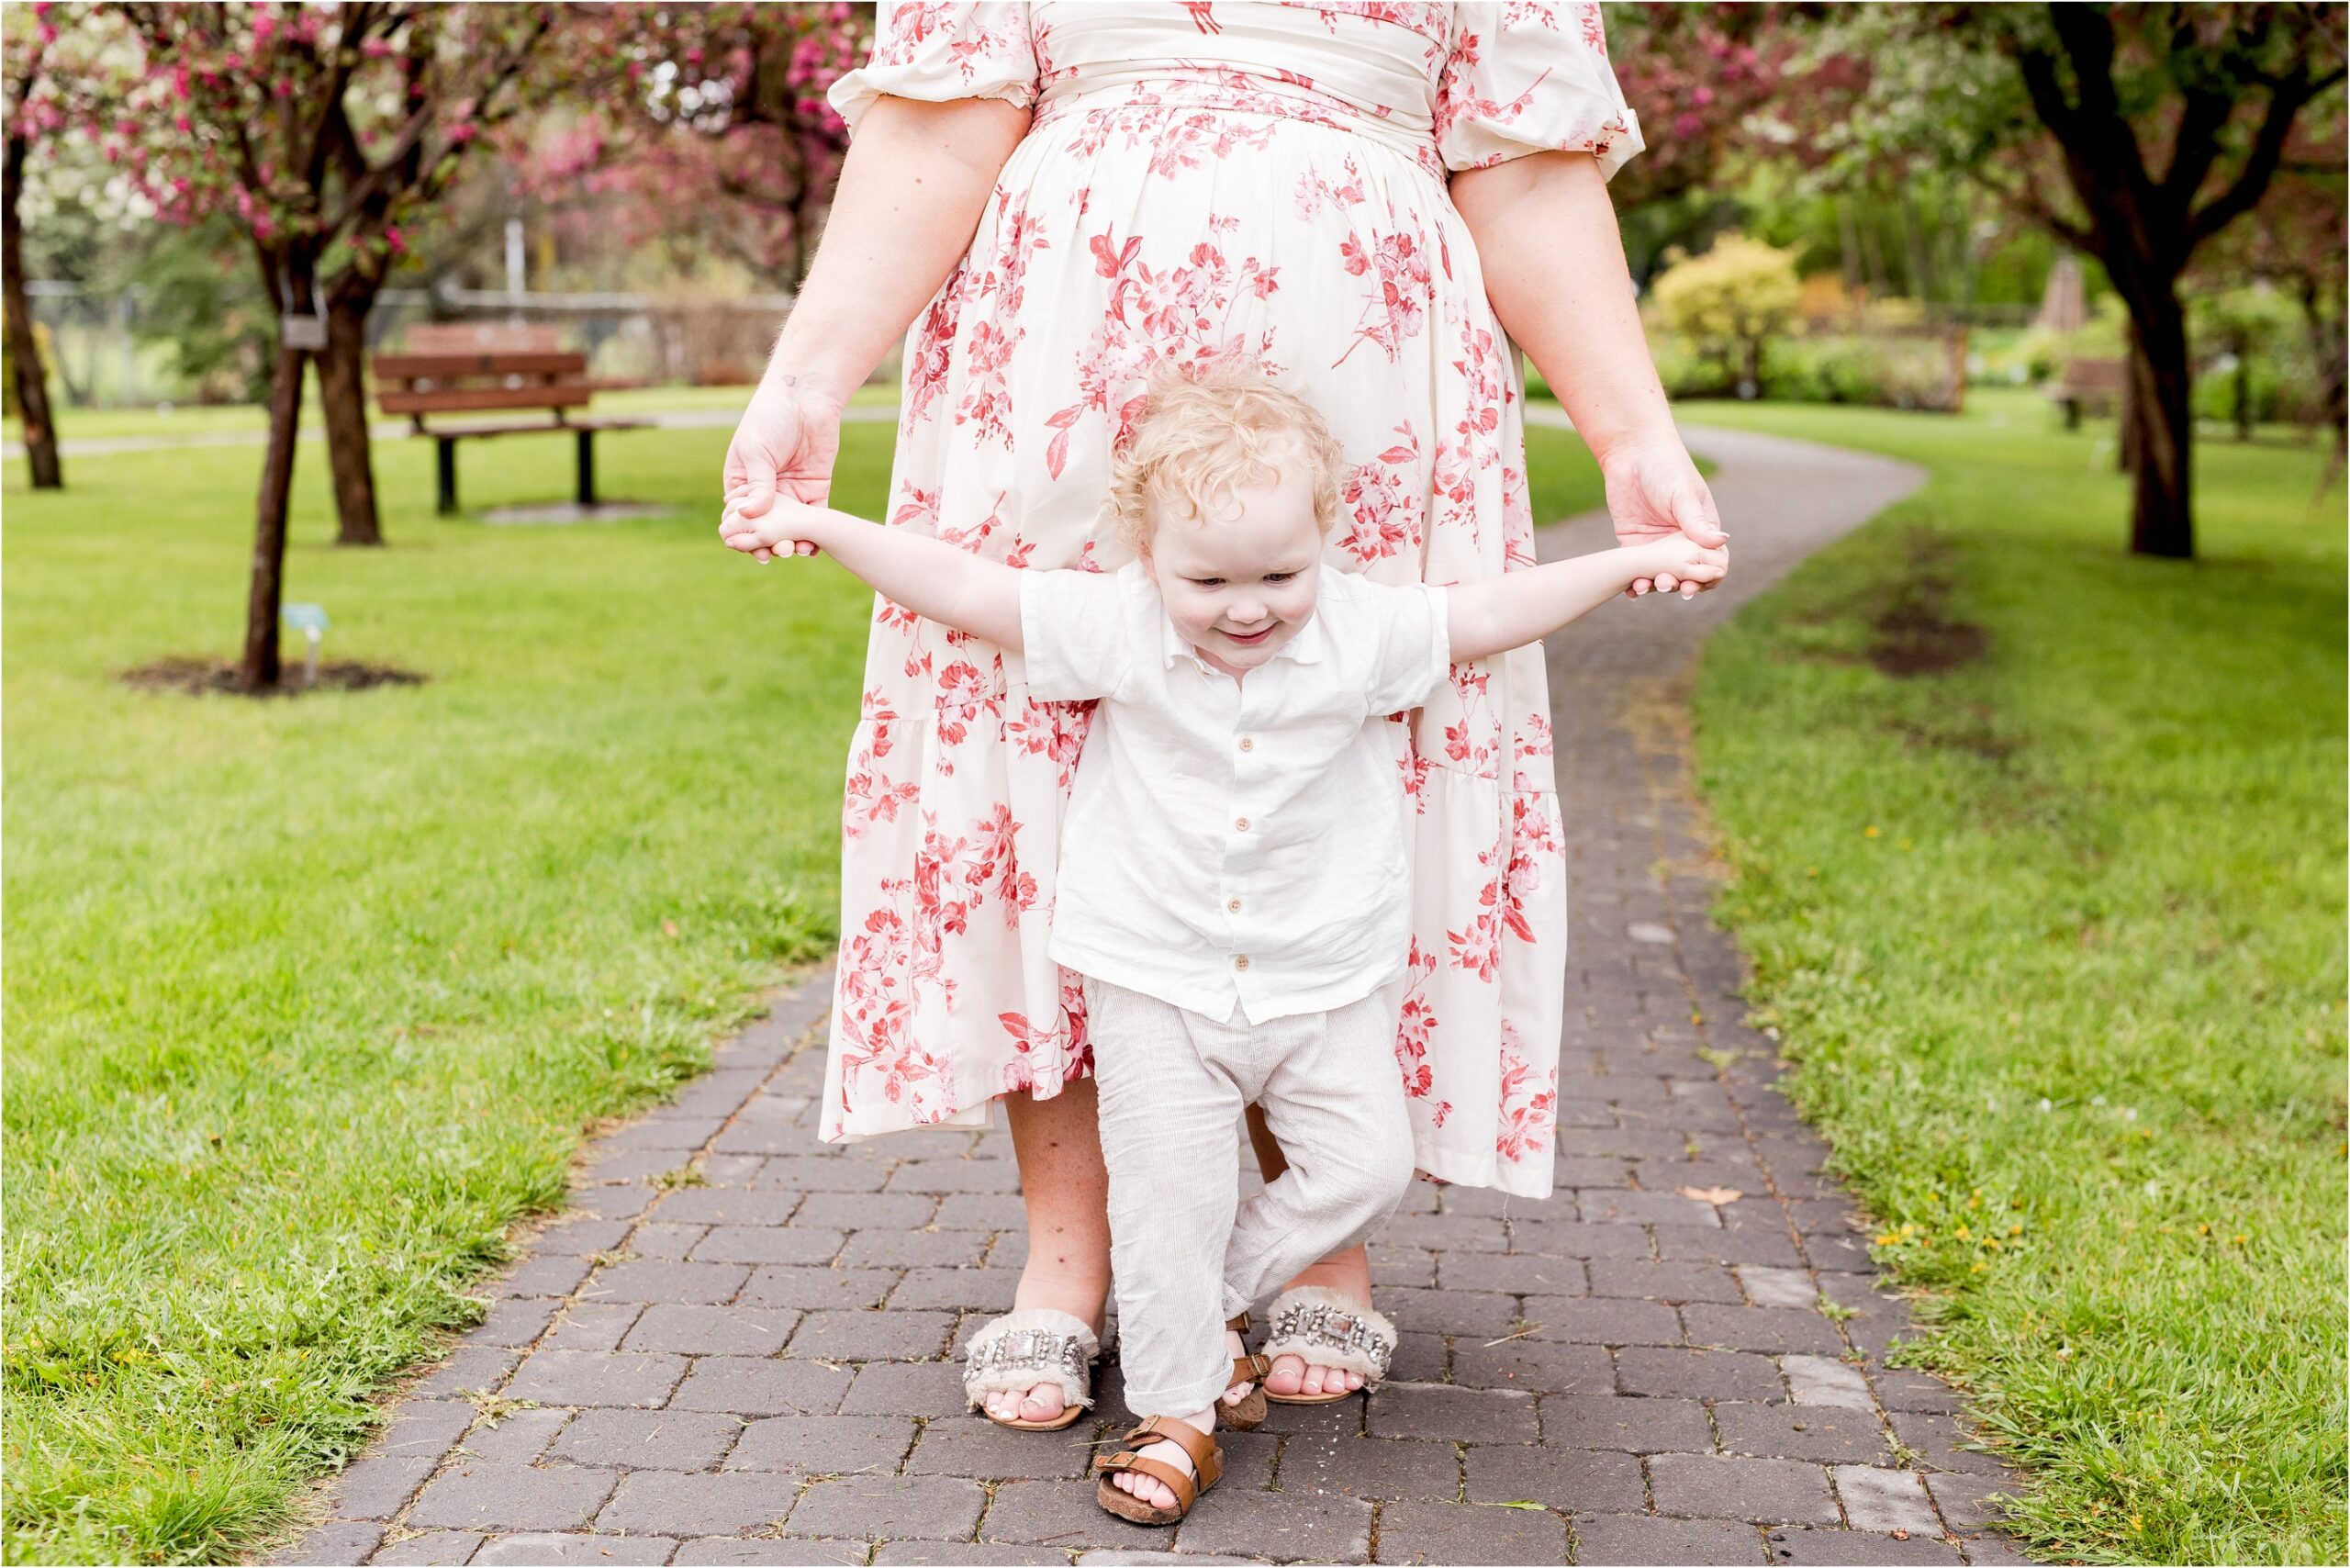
[436,437,458,515]
[576,429,597,509]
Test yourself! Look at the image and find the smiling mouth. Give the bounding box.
[1222,625,1277,646]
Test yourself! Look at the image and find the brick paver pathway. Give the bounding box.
[272,422,2038,1568]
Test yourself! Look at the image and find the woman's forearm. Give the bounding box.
[763,96,1032,403]
[1451,151,1676,464]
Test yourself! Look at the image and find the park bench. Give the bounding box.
[2052,356,2127,429]
[373,327,650,515]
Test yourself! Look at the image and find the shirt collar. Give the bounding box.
[1159,603,1326,672]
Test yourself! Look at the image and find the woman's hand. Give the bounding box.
[1600,436,1728,597]
[720,377,846,563]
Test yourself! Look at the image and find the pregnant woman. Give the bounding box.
[722,0,1724,1428]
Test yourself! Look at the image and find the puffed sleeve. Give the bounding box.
[1434,1,1644,179]
[827,2,1041,132]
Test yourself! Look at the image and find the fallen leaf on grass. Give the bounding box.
[1678,1185,1744,1204]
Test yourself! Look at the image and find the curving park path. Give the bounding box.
[265,422,2040,1568]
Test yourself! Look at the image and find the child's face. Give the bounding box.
[1142,462,1325,676]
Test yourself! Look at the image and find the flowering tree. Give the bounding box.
[1782,4,2346,560]
[75,4,579,689]
[3,3,73,489]
[531,4,868,286]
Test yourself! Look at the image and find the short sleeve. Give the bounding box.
[1362,583,1451,717]
[827,2,1040,133]
[1021,568,1134,702]
[1434,2,1645,180]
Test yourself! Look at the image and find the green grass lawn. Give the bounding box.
[1,409,1602,1563]
[1683,390,2346,1563]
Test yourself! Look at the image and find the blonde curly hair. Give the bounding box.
[1104,357,1346,555]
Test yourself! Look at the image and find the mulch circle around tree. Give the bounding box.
[121,657,428,697]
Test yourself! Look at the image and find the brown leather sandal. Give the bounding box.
[1221,1311,1271,1431]
[1095,1416,1223,1526]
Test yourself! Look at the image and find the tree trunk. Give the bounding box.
[241,253,317,692]
[318,284,384,545]
[3,130,62,489]
[2125,291,2194,559]
[2232,330,2254,442]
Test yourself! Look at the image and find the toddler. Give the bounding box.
[722,361,1725,1525]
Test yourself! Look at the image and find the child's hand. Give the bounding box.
[720,491,827,559]
[1637,536,1729,600]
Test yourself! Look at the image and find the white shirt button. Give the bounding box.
[1234,817,1249,832]
[1234,955,1250,970]
[1238,736,1255,752]
[1227,898,1242,913]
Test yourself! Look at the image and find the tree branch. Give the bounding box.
[2184,64,2330,252]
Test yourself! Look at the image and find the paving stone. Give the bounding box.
[1450,1336,1612,1395]
[726,1415,918,1475]
[572,1187,658,1222]
[1832,1464,1942,1535]
[538,1219,637,1257]
[263,1521,383,1565]
[1379,1213,1509,1250]
[835,1361,968,1416]
[622,1305,802,1357]
[1384,1329,1449,1383]
[1365,1382,1537,1443]
[322,1455,437,1521]
[1922,1472,2021,1531]
[457,1408,572,1465]
[889,1267,1018,1312]
[902,1415,1096,1480]
[873,1546,1069,1566]
[1554,1157,1636,1189]
[1888,1410,2011,1477]
[471,1298,562,1350]
[407,1464,621,1532]
[549,1409,746,1472]
[1374,1499,1565,1564]
[1737,1267,1822,1310]
[1366,1287,1519,1338]
[1576,1189,1723,1227]
[1434,1250,1586,1295]
[411,1347,521,1399]
[375,1401,479,1461]
[1463,1443,1646,1512]
[670,1358,853,1417]
[753,1157,890,1193]
[370,1531,480,1564]
[1715,1403,1889,1465]
[1655,1225,1807,1270]
[1651,1454,1840,1525]
[1370,1244,1438,1289]
[1782,1356,1874,1412]
[1586,1259,1742,1304]
[1508,1219,1657,1260]
[587,1149,689,1183]
[543,1304,646,1353]
[1273,1434,1459,1500]
[504,1350,688,1409]
[472,1534,678,1565]
[1683,1305,1846,1356]
[673,1541,862,1567]
[586,1261,753,1306]
[1618,1346,1785,1403]
[786,1309,957,1362]
[1764,1527,1964,1565]
[983,1231,1030,1269]
[700,1154,770,1187]
[979,1480,1167,1552]
[1955,1532,2036,1565]
[791,1193,940,1229]
[689,1227,847,1267]
[630,1225,712,1261]
[783,1473,986,1540]
[885,1158,1022,1193]
[1872,1369,1964,1416]
[1539,1394,1712,1453]
[1572,1514,1768,1565]
[926,1193,1026,1229]
[741,1266,898,1312]
[596,1471,799,1535]
[1521,1295,1684,1347]
[1175,1488,1371,1562]
[836,1229,992,1271]
[603,1114,731,1150]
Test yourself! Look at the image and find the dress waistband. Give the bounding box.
[1032,65,1442,176]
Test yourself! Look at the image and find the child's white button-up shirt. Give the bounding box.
[1020,562,1450,1025]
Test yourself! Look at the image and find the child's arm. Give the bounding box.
[1448,537,1727,662]
[723,499,1026,651]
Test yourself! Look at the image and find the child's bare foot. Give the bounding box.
[1221,1325,1256,1408]
[1107,1407,1215,1511]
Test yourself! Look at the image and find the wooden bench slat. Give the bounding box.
[373,352,588,380]
[419,418,656,439]
[380,386,597,417]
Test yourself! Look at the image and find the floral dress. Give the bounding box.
[821,0,1641,1197]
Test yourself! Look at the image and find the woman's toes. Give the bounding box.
[1018,1383,1066,1423]
[1266,1353,1306,1395]
[1343,1370,1365,1391]
[1300,1364,1329,1396]
[985,1390,1021,1421]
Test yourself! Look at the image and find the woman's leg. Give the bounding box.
[991,1078,1116,1425]
[1246,1104,1379,1399]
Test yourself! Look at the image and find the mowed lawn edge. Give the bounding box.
[1683,393,2347,1564]
[0,408,1605,1564]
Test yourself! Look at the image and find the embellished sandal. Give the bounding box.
[1221,1311,1271,1431]
[1095,1416,1223,1526]
[1260,1285,1398,1405]
[961,1307,1101,1431]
